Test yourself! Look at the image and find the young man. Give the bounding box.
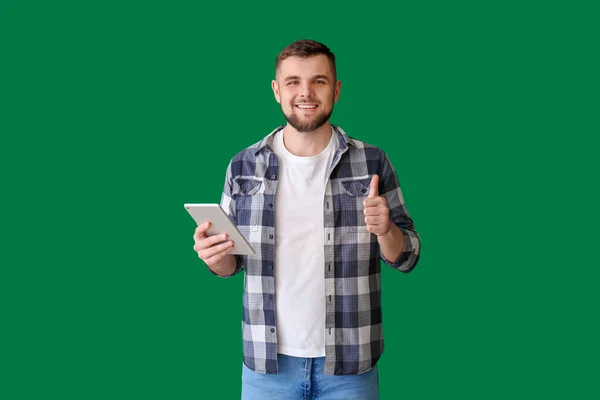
[193,40,421,400]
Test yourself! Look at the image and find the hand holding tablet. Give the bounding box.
[185,204,255,256]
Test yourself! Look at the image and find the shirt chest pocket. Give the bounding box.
[339,177,372,230]
[232,178,264,231]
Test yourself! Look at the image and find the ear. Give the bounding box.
[334,80,342,104]
[272,80,281,104]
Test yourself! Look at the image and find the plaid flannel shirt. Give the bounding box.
[214,125,420,375]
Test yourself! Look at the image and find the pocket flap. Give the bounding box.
[233,178,263,196]
[341,178,371,196]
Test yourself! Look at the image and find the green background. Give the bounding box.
[2,1,598,399]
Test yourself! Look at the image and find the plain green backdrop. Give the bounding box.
[2,1,598,399]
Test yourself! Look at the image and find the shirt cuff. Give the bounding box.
[205,255,245,278]
[380,227,418,272]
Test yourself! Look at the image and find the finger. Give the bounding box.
[368,174,379,198]
[363,207,381,217]
[363,203,386,215]
[365,216,385,225]
[204,246,234,267]
[199,240,234,260]
[195,233,229,251]
[363,196,386,208]
[193,221,211,241]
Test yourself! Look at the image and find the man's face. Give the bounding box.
[272,55,341,133]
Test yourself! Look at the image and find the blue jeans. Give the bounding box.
[241,354,379,400]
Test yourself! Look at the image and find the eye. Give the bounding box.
[287,81,299,86]
[315,80,326,84]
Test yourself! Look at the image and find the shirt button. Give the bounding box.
[271,174,276,180]
[268,265,273,270]
[269,234,273,239]
[269,294,273,299]
[269,203,273,208]
[270,327,275,333]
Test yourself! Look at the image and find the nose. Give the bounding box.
[299,82,314,99]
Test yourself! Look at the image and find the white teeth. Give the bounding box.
[296,104,317,109]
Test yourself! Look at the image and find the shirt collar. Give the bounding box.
[253,125,356,156]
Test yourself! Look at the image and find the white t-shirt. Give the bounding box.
[272,128,339,357]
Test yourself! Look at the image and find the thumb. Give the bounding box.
[368,174,379,198]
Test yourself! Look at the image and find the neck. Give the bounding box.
[282,122,333,157]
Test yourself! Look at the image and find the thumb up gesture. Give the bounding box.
[363,174,391,236]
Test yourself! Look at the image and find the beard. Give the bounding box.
[282,102,334,133]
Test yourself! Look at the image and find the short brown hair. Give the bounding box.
[275,39,337,79]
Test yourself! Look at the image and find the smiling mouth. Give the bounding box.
[295,104,318,109]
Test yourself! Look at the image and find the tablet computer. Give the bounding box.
[184,203,255,255]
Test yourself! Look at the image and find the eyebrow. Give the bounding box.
[283,75,331,82]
